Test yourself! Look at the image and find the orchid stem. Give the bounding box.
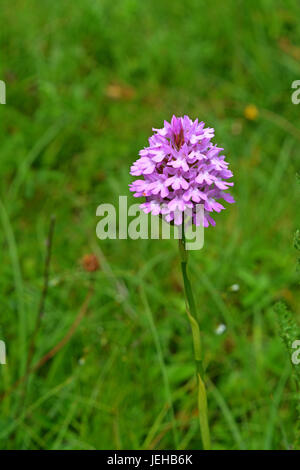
[178,235,211,450]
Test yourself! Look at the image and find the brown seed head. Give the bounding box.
[81,254,100,272]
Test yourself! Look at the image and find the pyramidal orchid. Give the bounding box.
[130,115,235,228]
[129,115,235,449]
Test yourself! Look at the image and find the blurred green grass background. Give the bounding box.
[0,0,300,450]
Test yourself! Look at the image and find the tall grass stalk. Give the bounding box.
[178,235,210,450]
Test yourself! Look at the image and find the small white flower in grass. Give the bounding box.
[215,324,226,335]
[229,283,240,292]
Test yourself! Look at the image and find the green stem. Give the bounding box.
[178,236,211,450]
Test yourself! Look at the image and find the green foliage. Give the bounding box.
[275,302,300,380]
[274,301,300,448]
[294,230,300,273]
[274,175,300,448]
